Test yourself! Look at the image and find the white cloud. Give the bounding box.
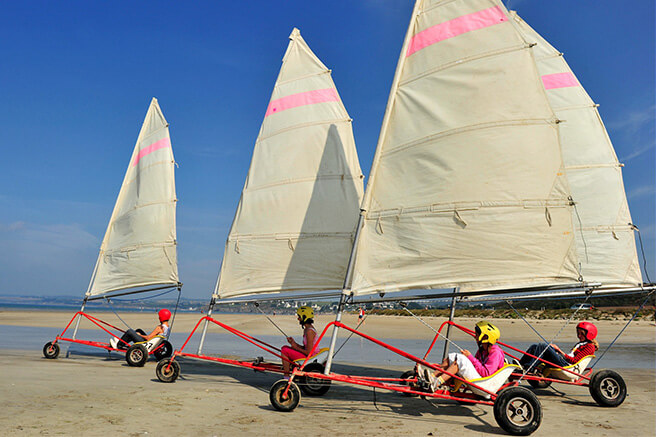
[627,184,656,200]
[620,141,655,162]
[608,104,655,136]
[0,222,100,294]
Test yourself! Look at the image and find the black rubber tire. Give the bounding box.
[527,378,551,389]
[156,358,180,383]
[125,344,148,367]
[400,369,419,397]
[43,342,60,359]
[493,386,542,436]
[152,340,173,361]
[589,370,627,407]
[297,362,331,396]
[269,379,301,412]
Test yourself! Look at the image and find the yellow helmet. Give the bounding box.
[475,321,500,345]
[296,306,314,324]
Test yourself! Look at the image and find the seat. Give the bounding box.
[454,364,521,399]
[139,335,165,352]
[543,355,594,382]
[293,347,330,365]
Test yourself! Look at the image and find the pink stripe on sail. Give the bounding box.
[131,137,171,167]
[265,88,339,117]
[407,6,508,57]
[542,72,578,90]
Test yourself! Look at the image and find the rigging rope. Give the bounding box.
[333,314,367,358]
[505,295,591,380]
[253,302,289,338]
[590,290,655,369]
[632,224,652,284]
[166,287,182,340]
[104,297,133,331]
[401,304,464,353]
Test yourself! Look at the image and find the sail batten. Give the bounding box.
[215,28,364,299]
[87,98,179,297]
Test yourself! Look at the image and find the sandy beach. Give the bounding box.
[1,311,654,436]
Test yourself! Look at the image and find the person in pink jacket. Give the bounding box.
[418,321,505,392]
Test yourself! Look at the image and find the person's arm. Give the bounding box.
[564,342,595,364]
[142,325,164,341]
[468,347,505,377]
[289,328,316,356]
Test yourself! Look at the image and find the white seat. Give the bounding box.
[293,347,330,365]
[455,364,520,399]
[543,355,594,382]
[139,335,165,352]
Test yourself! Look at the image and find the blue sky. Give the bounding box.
[1,1,654,299]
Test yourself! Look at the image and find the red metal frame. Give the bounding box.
[48,311,168,356]
[419,321,594,387]
[164,316,298,375]
[163,315,594,405]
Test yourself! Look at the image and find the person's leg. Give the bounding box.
[281,346,306,376]
[521,343,568,370]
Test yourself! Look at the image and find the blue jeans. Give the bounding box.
[520,343,569,370]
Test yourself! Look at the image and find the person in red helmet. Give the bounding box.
[110,309,171,350]
[519,321,599,372]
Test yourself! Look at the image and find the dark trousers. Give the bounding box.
[520,343,569,370]
[118,329,146,349]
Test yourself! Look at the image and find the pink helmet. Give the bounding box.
[576,321,597,341]
[158,309,171,323]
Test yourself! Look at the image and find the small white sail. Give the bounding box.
[510,12,642,287]
[87,98,179,297]
[349,0,581,296]
[216,28,364,299]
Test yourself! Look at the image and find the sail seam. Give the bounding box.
[100,241,177,255]
[565,163,622,170]
[228,232,354,242]
[399,43,527,87]
[136,125,169,144]
[115,199,177,216]
[352,276,582,296]
[246,174,360,193]
[122,160,174,188]
[420,0,461,15]
[274,69,331,87]
[381,118,555,158]
[576,225,635,232]
[551,104,597,112]
[257,117,351,143]
[366,199,571,219]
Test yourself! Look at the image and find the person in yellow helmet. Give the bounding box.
[417,321,505,392]
[281,306,318,377]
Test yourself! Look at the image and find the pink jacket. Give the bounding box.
[467,344,505,378]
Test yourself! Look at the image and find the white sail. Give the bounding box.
[216,28,364,299]
[510,12,642,287]
[87,98,179,297]
[349,0,581,296]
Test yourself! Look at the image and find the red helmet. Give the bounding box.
[158,309,171,323]
[576,321,597,341]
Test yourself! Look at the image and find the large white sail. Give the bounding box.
[87,98,179,297]
[216,28,364,299]
[349,0,581,296]
[510,13,642,288]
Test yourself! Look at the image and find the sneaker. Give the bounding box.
[109,337,118,349]
[429,375,443,393]
[415,364,427,384]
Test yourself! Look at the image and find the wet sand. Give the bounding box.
[1,311,654,436]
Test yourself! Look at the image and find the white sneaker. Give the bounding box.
[109,337,118,349]
[415,364,426,384]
